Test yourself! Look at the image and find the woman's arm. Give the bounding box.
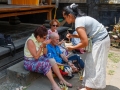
[66,33,79,39]
[75,27,88,48]
[42,39,51,54]
[66,27,88,50]
[58,39,64,45]
[27,39,43,60]
[60,54,73,66]
[42,46,47,54]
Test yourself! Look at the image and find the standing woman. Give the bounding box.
[62,3,110,90]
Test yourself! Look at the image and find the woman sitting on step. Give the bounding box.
[23,26,72,90]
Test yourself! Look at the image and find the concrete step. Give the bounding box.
[26,74,82,90]
[0,70,7,84]
[7,61,41,86]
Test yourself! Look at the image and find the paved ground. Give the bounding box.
[25,63,120,90]
[25,48,120,90]
[0,47,120,90]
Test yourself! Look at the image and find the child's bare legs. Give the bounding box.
[46,69,61,90]
[52,63,72,87]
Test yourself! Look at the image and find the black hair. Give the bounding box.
[63,3,86,17]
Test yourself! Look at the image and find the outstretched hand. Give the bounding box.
[66,46,74,51]
[59,39,65,45]
[66,33,72,39]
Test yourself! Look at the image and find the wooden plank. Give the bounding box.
[47,10,52,20]
[0,5,55,13]
[0,4,55,20]
[46,0,52,5]
[0,9,51,18]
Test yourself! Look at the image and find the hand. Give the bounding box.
[43,39,51,44]
[66,46,74,51]
[59,39,65,44]
[61,39,65,43]
[66,33,72,39]
[41,39,51,48]
[70,64,79,72]
[68,62,74,66]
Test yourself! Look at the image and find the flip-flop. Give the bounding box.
[58,82,73,88]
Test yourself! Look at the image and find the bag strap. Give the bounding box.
[89,24,104,39]
[10,41,16,56]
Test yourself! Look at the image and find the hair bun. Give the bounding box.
[70,3,78,10]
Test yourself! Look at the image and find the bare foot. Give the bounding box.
[52,86,61,90]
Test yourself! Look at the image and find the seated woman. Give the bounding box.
[46,19,68,56]
[24,26,72,90]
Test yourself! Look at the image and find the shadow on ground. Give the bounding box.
[105,85,120,90]
[96,85,120,90]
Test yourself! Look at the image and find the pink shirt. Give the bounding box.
[47,29,58,40]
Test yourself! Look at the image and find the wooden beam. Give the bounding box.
[0,5,55,20]
[47,9,52,20]
[0,9,50,18]
[46,0,52,5]
[0,5,55,13]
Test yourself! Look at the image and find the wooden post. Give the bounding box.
[47,9,52,20]
[46,0,52,5]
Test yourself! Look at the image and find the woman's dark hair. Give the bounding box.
[34,25,48,38]
[63,3,86,17]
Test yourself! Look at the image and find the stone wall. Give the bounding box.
[98,4,120,31]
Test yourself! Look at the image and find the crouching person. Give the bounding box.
[23,26,72,90]
[47,32,84,73]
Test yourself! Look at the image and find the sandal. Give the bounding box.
[59,81,72,88]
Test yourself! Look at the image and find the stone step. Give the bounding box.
[7,61,41,86]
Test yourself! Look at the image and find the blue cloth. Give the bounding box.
[71,31,81,45]
[47,44,63,63]
[68,54,84,68]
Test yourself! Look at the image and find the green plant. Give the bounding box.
[108,52,120,63]
[108,70,115,75]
